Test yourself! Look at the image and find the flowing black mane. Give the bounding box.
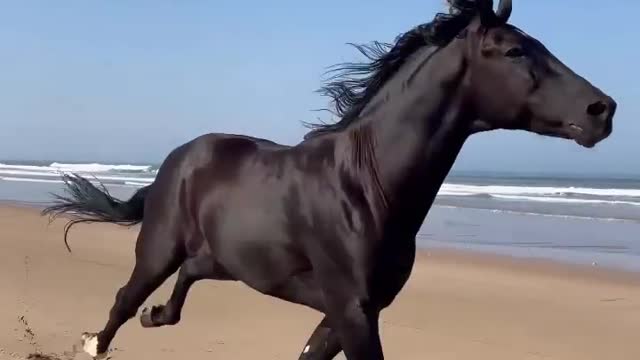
[304,0,484,139]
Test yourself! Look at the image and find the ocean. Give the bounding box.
[2,160,640,272]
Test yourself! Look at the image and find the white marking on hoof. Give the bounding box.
[81,333,103,359]
[303,345,310,354]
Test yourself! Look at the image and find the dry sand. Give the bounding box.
[0,204,639,360]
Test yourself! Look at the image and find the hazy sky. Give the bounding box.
[1,1,638,175]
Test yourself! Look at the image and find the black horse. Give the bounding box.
[43,1,616,359]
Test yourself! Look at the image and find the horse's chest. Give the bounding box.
[372,238,417,308]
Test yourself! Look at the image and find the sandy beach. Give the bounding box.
[1,204,639,360]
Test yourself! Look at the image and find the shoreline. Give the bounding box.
[3,172,640,274]
[6,201,640,280]
[417,247,640,286]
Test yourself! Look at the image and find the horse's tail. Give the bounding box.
[42,173,151,252]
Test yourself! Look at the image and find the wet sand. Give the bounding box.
[1,205,639,360]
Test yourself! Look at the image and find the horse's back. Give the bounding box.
[142,132,291,238]
[152,132,291,190]
[147,132,317,290]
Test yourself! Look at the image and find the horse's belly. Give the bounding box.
[208,204,309,293]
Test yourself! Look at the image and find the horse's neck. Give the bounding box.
[352,45,472,235]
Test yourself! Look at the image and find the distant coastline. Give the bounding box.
[2,159,640,273]
[2,160,640,221]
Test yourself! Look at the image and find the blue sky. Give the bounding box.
[0,1,637,175]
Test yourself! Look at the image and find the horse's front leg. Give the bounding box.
[324,295,382,360]
[313,243,384,359]
[298,316,342,360]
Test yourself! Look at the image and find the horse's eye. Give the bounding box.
[505,47,525,58]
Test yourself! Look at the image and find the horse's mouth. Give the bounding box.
[569,123,583,133]
[567,123,601,148]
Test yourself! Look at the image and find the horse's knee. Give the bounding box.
[337,297,377,325]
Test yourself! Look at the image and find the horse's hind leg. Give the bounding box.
[298,316,342,360]
[80,225,184,359]
[139,253,223,328]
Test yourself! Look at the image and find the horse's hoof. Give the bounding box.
[80,332,107,359]
[140,306,162,328]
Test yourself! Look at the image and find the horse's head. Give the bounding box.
[462,0,615,148]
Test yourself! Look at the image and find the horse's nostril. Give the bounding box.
[587,101,607,116]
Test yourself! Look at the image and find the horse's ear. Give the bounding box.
[478,0,496,26]
[495,0,512,23]
[478,0,512,26]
